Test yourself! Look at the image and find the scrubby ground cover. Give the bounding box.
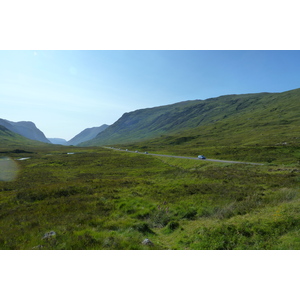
[118,130,300,165]
[1,147,300,249]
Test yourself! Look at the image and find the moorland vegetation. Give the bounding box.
[1,145,300,250]
[82,88,300,151]
[1,88,300,249]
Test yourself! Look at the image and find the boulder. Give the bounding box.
[42,231,56,239]
[142,238,153,246]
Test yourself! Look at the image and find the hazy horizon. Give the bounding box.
[1,50,300,140]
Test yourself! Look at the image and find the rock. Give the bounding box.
[42,231,56,239]
[32,245,44,249]
[142,238,153,246]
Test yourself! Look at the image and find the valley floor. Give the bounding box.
[1,146,300,250]
[108,147,265,165]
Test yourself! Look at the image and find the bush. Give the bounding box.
[181,208,197,220]
[167,221,179,231]
[148,210,172,228]
[134,222,155,234]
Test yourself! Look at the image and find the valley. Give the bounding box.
[0,143,300,250]
[1,87,300,250]
[108,147,264,165]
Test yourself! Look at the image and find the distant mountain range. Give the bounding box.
[48,138,68,145]
[0,118,110,148]
[47,125,109,145]
[0,119,50,143]
[2,88,300,150]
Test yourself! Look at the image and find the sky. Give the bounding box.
[1,50,300,140]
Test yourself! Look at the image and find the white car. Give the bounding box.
[198,155,206,159]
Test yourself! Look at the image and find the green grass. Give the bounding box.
[83,88,300,165]
[2,88,300,249]
[82,88,300,150]
[1,146,300,250]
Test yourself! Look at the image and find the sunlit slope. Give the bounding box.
[0,125,49,150]
[81,100,204,146]
[81,88,300,147]
[144,88,300,147]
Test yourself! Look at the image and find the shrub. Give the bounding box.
[181,208,197,220]
[148,210,172,228]
[134,222,155,234]
[167,221,179,231]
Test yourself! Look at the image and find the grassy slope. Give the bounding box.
[1,88,300,250]
[0,125,51,151]
[82,88,300,148]
[67,124,109,145]
[110,89,300,164]
[81,100,203,146]
[1,147,300,250]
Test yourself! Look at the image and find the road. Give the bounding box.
[105,147,264,166]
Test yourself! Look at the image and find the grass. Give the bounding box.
[85,88,300,165]
[82,89,300,151]
[1,145,300,250]
[2,88,300,250]
[0,125,50,150]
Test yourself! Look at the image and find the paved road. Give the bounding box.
[105,147,264,166]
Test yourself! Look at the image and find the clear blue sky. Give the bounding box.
[1,50,300,140]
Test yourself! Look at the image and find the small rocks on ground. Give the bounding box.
[142,238,153,246]
[42,231,56,240]
[32,245,44,250]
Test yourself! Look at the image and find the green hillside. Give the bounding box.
[81,88,300,149]
[0,125,51,151]
[1,88,300,250]
[1,88,300,249]
[67,124,109,145]
[81,88,300,164]
[0,119,50,143]
[80,100,203,146]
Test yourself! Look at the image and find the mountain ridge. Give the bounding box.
[82,89,299,147]
[67,124,109,145]
[0,125,49,149]
[0,118,50,143]
[48,138,68,145]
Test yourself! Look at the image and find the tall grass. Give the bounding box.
[0,147,300,249]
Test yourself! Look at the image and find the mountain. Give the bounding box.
[67,124,109,145]
[0,119,50,143]
[48,138,68,145]
[81,88,300,147]
[0,125,48,149]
